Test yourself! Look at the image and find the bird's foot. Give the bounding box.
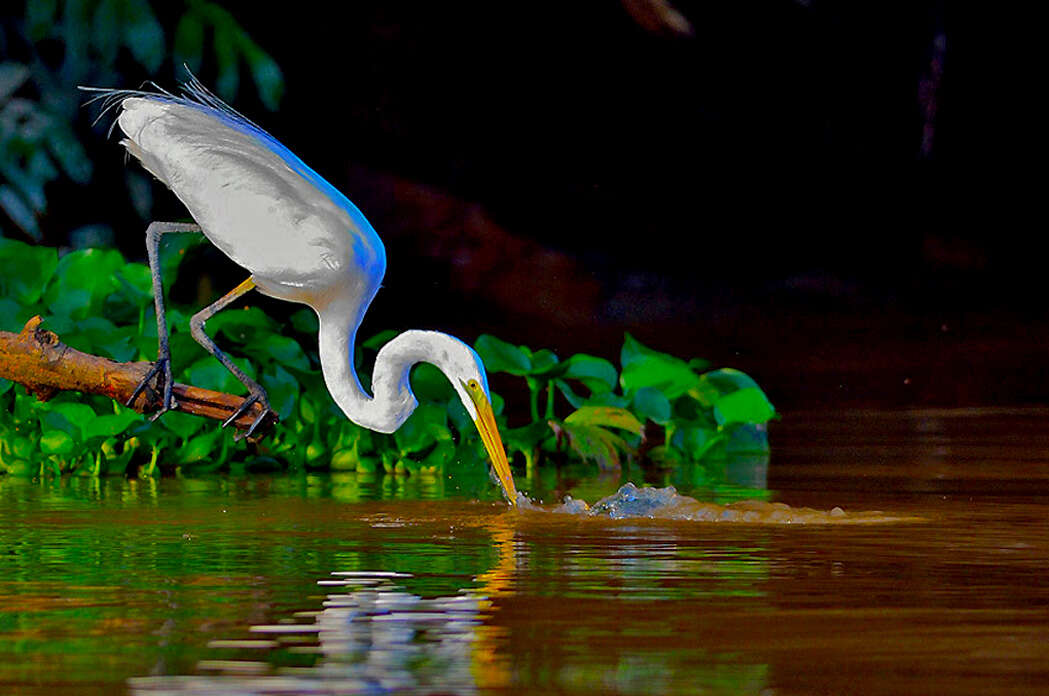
[127,356,177,420]
[223,390,272,441]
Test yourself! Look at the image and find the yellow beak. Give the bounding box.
[466,386,518,505]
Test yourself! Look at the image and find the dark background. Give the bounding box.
[13,1,1046,412]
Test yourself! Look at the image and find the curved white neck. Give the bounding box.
[316,303,470,434]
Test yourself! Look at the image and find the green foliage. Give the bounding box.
[0,239,776,480]
[0,0,283,241]
[474,332,775,473]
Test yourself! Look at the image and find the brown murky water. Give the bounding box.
[2,408,1048,694]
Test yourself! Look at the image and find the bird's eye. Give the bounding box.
[467,379,480,391]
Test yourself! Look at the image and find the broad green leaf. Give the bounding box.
[210,306,279,342]
[44,248,123,318]
[564,406,642,435]
[410,362,454,402]
[632,386,671,424]
[185,355,256,393]
[528,349,560,375]
[713,387,776,426]
[256,334,310,371]
[160,410,205,441]
[289,308,319,334]
[0,298,25,332]
[395,403,448,454]
[177,428,223,465]
[261,363,298,420]
[0,238,58,305]
[83,411,142,440]
[561,353,617,392]
[474,334,531,375]
[40,430,74,455]
[619,333,700,398]
[0,378,12,397]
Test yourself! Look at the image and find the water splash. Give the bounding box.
[517,483,919,524]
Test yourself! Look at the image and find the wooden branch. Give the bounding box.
[0,316,277,436]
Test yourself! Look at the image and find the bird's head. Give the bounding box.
[449,354,518,506]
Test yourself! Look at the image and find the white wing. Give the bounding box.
[116,94,385,309]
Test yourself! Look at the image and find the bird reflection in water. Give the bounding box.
[129,519,518,694]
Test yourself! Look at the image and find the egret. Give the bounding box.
[83,77,517,504]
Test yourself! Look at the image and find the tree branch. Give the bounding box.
[0,316,277,436]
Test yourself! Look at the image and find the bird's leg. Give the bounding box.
[189,278,271,440]
[127,221,203,418]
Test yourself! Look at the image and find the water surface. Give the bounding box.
[2,408,1048,694]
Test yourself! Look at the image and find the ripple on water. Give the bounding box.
[517,483,922,524]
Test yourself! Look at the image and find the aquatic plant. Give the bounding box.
[0,238,775,479]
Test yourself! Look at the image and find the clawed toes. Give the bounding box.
[223,392,272,441]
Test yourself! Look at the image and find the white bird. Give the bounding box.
[82,77,517,504]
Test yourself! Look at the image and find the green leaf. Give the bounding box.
[185,356,256,393]
[256,334,310,371]
[177,428,223,465]
[40,430,74,455]
[527,349,560,374]
[83,411,142,440]
[564,406,643,435]
[261,363,298,420]
[410,362,454,402]
[620,333,700,399]
[713,387,776,426]
[561,353,617,392]
[474,334,531,375]
[0,238,57,304]
[632,386,671,424]
[394,403,448,455]
[160,410,205,441]
[289,308,319,334]
[44,248,123,318]
[210,306,279,342]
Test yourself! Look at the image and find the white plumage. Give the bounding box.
[85,78,517,503]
